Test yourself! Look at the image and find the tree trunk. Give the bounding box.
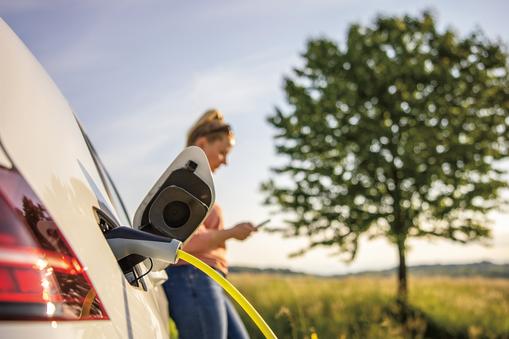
[397,236,407,303]
[396,236,408,324]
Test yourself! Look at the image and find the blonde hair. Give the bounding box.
[186,109,235,146]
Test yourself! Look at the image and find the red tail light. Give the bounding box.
[0,164,109,320]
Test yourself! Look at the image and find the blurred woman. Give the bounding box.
[163,109,255,339]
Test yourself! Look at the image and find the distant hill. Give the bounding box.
[229,266,305,276]
[229,261,509,279]
[347,261,509,279]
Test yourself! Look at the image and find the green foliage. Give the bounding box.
[230,274,509,339]
[262,11,509,261]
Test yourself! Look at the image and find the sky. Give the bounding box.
[1,0,508,275]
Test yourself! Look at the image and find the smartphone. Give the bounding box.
[256,219,271,229]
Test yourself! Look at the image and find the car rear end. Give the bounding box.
[0,18,169,339]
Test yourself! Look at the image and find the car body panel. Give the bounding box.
[0,322,120,339]
[0,18,169,339]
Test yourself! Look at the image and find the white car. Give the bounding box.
[0,18,215,338]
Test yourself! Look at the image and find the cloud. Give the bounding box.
[101,48,297,157]
[90,48,298,213]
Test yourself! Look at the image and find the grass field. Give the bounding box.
[224,274,509,339]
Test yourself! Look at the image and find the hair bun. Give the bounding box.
[204,109,224,122]
[186,108,233,146]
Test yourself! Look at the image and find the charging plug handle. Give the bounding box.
[106,226,182,272]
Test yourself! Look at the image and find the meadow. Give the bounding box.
[225,274,509,339]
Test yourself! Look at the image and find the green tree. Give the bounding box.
[262,11,509,308]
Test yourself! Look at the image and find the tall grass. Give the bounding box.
[228,274,509,339]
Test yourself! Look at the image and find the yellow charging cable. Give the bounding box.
[177,249,277,339]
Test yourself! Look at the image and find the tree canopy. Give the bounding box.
[262,11,509,300]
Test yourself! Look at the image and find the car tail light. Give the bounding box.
[0,164,109,320]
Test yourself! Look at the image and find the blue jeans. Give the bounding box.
[163,265,250,339]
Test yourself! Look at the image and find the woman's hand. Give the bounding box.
[191,223,257,250]
[229,222,256,240]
